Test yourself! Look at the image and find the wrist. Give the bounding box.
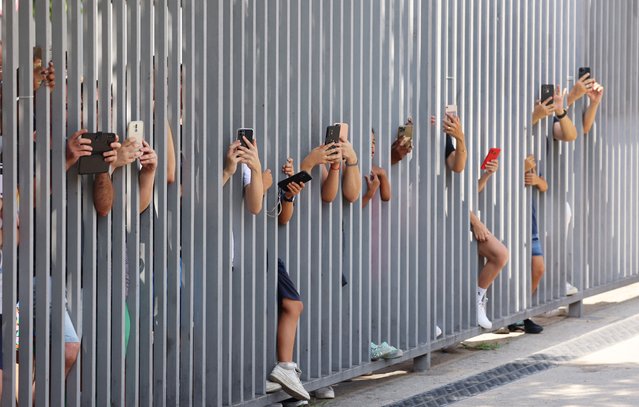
[330,163,341,171]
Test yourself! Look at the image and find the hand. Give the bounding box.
[33,60,55,91]
[224,140,242,177]
[305,144,341,167]
[66,129,93,168]
[525,172,539,187]
[587,82,604,104]
[262,169,273,191]
[471,219,491,242]
[364,171,381,197]
[44,61,56,90]
[483,159,499,176]
[524,154,536,173]
[284,181,305,199]
[442,113,464,142]
[112,137,142,169]
[340,139,358,165]
[552,85,567,115]
[391,137,413,165]
[237,137,262,172]
[430,115,436,125]
[102,135,122,166]
[532,98,554,122]
[570,72,594,104]
[282,157,295,176]
[139,140,157,172]
[371,165,387,179]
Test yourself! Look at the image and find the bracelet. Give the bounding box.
[280,191,296,203]
[330,165,341,171]
[345,158,359,167]
[555,109,568,119]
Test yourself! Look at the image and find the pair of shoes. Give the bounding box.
[313,385,335,399]
[370,341,404,361]
[266,380,282,393]
[269,363,310,400]
[566,282,578,296]
[435,325,443,338]
[477,297,493,329]
[523,318,543,334]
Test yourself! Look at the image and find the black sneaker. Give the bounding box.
[523,318,543,334]
[507,321,525,332]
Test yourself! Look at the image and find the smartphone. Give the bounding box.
[445,104,457,116]
[397,124,413,141]
[541,84,554,106]
[33,46,44,88]
[78,132,117,175]
[237,128,254,147]
[480,148,501,170]
[128,121,144,145]
[325,124,341,146]
[278,170,313,192]
[578,67,591,80]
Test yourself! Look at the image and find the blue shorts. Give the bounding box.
[532,236,544,257]
[277,258,301,304]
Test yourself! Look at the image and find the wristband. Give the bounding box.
[555,109,568,120]
[330,164,341,171]
[280,190,296,203]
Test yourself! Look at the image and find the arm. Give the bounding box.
[166,122,177,184]
[477,159,499,194]
[278,182,305,225]
[583,83,604,134]
[138,140,157,213]
[362,171,380,208]
[372,166,391,201]
[65,129,92,171]
[341,143,361,203]
[321,163,341,203]
[553,115,578,142]
[93,173,114,217]
[443,114,467,173]
[531,98,554,126]
[525,171,548,193]
[222,140,242,186]
[567,73,594,107]
[470,211,491,242]
[237,138,264,215]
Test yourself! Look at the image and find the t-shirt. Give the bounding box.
[231,164,252,267]
[532,200,538,239]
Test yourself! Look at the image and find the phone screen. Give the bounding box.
[237,128,254,147]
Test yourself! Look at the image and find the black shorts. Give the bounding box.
[0,314,4,369]
[277,258,301,304]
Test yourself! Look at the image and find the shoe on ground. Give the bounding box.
[266,380,282,394]
[378,341,403,359]
[494,326,510,334]
[313,385,335,399]
[566,282,578,296]
[282,399,309,407]
[523,318,543,334]
[477,297,492,329]
[507,321,525,332]
[268,364,310,401]
[435,325,443,338]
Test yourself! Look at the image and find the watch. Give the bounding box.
[281,191,296,203]
[555,109,568,119]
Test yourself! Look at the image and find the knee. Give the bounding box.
[282,299,304,318]
[65,342,80,368]
[532,260,545,278]
[495,245,509,269]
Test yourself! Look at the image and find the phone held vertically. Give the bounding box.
[237,128,254,147]
[481,148,501,171]
[578,67,591,80]
[445,104,457,116]
[278,171,313,192]
[78,132,117,175]
[128,121,144,145]
[325,124,341,146]
[541,84,554,105]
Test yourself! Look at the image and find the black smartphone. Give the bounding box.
[237,128,254,148]
[578,67,591,80]
[278,171,313,192]
[541,84,554,106]
[325,124,341,146]
[78,132,117,175]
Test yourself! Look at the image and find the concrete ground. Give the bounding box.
[312,283,639,407]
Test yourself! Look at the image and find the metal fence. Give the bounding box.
[1,0,638,406]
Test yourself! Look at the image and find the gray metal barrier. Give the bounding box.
[0,0,637,406]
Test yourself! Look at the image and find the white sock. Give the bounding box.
[477,287,487,302]
[278,361,297,370]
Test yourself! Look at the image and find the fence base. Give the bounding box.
[412,353,431,372]
[568,300,583,318]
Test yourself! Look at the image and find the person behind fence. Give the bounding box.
[532,85,578,142]
[443,112,509,330]
[223,135,310,402]
[362,128,391,208]
[508,155,548,334]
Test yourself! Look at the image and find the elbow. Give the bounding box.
[343,190,359,203]
[167,171,176,185]
[451,162,466,174]
[321,188,338,203]
[95,204,111,217]
[381,194,391,202]
[583,122,593,134]
[248,203,262,215]
[278,215,291,225]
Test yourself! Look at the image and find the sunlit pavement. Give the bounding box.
[318,283,639,407]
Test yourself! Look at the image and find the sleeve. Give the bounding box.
[445,136,456,159]
[242,163,252,188]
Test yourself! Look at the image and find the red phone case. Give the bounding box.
[481,148,501,170]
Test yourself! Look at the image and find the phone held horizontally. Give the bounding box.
[237,128,254,147]
[481,148,501,170]
[78,132,117,175]
[278,171,312,192]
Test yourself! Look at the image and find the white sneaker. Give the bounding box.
[435,325,443,338]
[566,282,578,296]
[477,298,492,329]
[314,385,335,399]
[266,380,282,393]
[269,364,310,401]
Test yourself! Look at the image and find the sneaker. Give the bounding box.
[566,282,578,296]
[477,297,492,329]
[378,342,403,359]
[494,326,510,334]
[282,400,308,407]
[523,318,543,334]
[507,321,525,332]
[435,325,443,338]
[313,385,335,399]
[266,380,282,394]
[369,342,388,361]
[268,364,310,401]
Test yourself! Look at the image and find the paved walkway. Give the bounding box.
[317,283,639,407]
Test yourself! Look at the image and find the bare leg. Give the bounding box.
[477,234,509,289]
[277,299,303,363]
[65,342,80,377]
[531,256,545,295]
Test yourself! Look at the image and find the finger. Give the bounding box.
[579,72,590,81]
[80,145,93,152]
[542,97,553,105]
[103,151,116,158]
[78,151,92,158]
[110,142,122,150]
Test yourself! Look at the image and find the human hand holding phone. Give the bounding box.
[66,129,93,170]
[224,140,242,178]
[139,140,158,172]
[442,113,464,142]
[587,82,604,104]
[112,137,142,169]
[237,137,262,172]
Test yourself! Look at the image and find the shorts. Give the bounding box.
[0,314,3,369]
[30,277,81,344]
[277,258,301,304]
[531,236,544,257]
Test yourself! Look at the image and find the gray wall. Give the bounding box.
[1,0,638,406]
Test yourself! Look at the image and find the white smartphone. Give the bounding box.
[128,121,144,144]
[445,104,457,116]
